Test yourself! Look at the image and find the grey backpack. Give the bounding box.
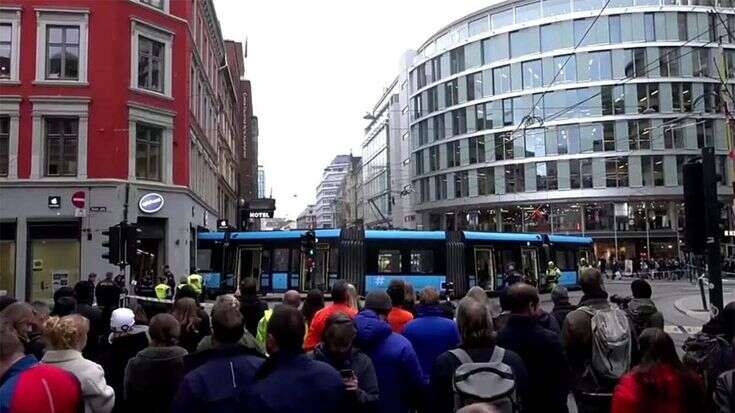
[579,306,632,386]
[450,347,519,413]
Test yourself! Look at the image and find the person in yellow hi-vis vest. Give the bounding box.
[154,277,171,300]
[256,290,303,351]
[186,273,203,295]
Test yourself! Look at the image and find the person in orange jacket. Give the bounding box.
[386,279,414,333]
[303,280,357,351]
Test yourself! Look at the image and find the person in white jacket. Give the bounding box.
[41,313,115,413]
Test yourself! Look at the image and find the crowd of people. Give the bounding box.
[0,267,733,413]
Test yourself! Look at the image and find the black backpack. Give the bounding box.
[683,332,733,394]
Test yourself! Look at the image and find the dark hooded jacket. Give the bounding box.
[551,301,576,329]
[536,309,561,334]
[172,345,264,413]
[625,298,664,339]
[354,309,425,413]
[124,345,188,412]
[310,343,379,413]
[102,328,149,413]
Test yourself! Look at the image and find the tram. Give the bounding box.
[196,228,592,297]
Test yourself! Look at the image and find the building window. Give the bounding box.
[678,13,688,41]
[495,132,513,160]
[445,79,458,106]
[510,27,540,58]
[537,161,558,191]
[466,72,483,101]
[553,55,576,84]
[419,120,429,145]
[524,129,545,157]
[671,82,693,112]
[628,119,651,150]
[605,156,628,187]
[431,56,442,82]
[427,87,437,113]
[447,141,461,167]
[664,123,685,149]
[452,109,467,135]
[468,136,485,164]
[637,83,659,113]
[642,155,664,187]
[697,119,715,148]
[502,98,513,126]
[455,171,469,198]
[478,167,495,195]
[139,0,164,9]
[557,125,580,155]
[433,115,445,141]
[138,36,165,92]
[419,178,430,203]
[436,174,447,200]
[505,164,525,193]
[522,59,543,90]
[0,116,8,176]
[416,64,427,89]
[579,51,611,81]
[46,26,80,80]
[484,33,509,64]
[659,47,680,77]
[135,124,162,181]
[609,15,621,43]
[493,65,511,94]
[644,13,656,41]
[693,48,710,77]
[475,105,486,131]
[603,122,615,151]
[581,159,593,189]
[429,146,440,171]
[415,151,424,175]
[625,49,647,78]
[45,118,78,177]
[570,159,581,189]
[450,47,465,75]
[0,24,11,79]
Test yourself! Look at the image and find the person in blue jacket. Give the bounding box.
[402,286,460,384]
[354,290,426,413]
[249,305,346,413]
[172,297,265,413]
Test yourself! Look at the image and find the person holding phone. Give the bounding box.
[309,313,379,413]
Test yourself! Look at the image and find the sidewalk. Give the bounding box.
[674,291,735,321]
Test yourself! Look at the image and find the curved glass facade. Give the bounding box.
[408,0,735,259]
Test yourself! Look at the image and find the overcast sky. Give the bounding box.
[213,0,492,219]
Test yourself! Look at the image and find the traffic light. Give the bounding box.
[124,222,142,267]
[683,159,706,253]
[301,230,317,273]
[101,224,122,265]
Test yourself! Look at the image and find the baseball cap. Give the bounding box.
[110,308,135,333]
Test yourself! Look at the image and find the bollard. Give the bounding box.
[698,276,708,312]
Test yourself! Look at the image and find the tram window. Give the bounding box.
[378,250,402,273]
[197,249,213,271]
[273,248,289,272]
[410,250,434,273]
[328,247,338,273]
[290,249,300,273]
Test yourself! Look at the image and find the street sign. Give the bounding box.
[48,196,61,209]
[89,206,107,213]
[74,208,86,217]
[71,191,85,208]
[138,193,164,214]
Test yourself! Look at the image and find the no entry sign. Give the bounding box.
[71,191,86,209]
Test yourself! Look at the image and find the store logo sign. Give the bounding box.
[138,193,164,214]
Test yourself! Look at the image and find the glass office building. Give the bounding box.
[408,0,735,261]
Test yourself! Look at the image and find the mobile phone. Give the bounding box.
[339,369,354,379]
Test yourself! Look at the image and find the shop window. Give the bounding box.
[585,203,614,231]
[552,204,582,232]
[502,206,524,232]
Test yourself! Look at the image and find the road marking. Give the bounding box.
[664,325,702,335]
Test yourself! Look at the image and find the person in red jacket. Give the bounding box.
[611,328,705,413]
[386,279,414,333]
[303,280,357,351]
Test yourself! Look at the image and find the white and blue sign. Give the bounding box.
[138,193,164,214]
[365,274,446,293]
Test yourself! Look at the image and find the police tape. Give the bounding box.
[122,294,174,305]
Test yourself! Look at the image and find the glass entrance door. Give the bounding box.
[30,239,80,304]
[521,248,539,285]
[474,247,496,290]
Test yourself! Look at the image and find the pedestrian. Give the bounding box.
[612,328,705,413]
[185,272,203,298]
[53,296,77,317]
[402,286,460,383]
[249,305,346,413]
[347,283,361,311]
[124,313,187,413]
[430,298,528,413]
[173,297,264,413]
[550,286,576,328]
[171,297,208,353]
[1,302,45,360]
[31,301,50,324]
[496,283,570,413]
[82,273,97,302]
[546,261,562,292]
[95,273,121,312]
[302,288,325,327]
[304,280,357,351]
[386,279,414,333]
[101,308,149,413]
[535,302,561,334]
[354,290,424,413]
[154,277,171,300]
[195,294,263,356]
[0,316,83,413]
[465,285,497,320]
[404,282,417,316]
[238,278,268,337]
[309,313,379,413]
[163,265,176,290]
[562,268,633,413]
[625,279,664,339]
[256,290,301,349]
[715,344,735,413]
[0,296,16,313]
[41,314,115,413]
[73,281,105,363]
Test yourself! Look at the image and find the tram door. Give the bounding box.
[300,246,328,291]
[238,247,262,290]
[474,248,496,290]
[521,248,539,285]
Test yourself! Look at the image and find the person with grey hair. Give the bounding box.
[403,287,459,384]
[431,298,528,413]
[551,286,576,328]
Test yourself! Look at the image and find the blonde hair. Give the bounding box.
[43,314,89,350]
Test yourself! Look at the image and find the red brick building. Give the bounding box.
[0,0,249,301]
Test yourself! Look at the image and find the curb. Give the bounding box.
[673,296,712,322]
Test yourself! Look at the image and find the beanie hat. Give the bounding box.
[110,308,135,333]
[364,291,392,312]
[551,285,569,303]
